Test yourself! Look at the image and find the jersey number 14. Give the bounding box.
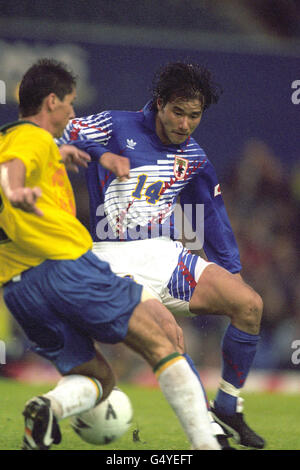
[131,174,163,205]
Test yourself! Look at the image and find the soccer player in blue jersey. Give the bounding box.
[58,62,265,449]
[0,59,221,451]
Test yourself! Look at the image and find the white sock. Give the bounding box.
[44,374,102,420]
[155,354,220,450]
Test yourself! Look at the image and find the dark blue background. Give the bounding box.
[1,38,299,178]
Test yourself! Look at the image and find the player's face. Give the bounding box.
[156,97,203,145]
[51,88,76,138]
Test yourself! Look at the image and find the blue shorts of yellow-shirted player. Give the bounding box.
[3,251,142,375]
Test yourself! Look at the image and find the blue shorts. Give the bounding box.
[3,251,142,374]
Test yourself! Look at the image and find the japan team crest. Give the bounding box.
[173,156,189,180]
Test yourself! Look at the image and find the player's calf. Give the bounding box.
[67,343,116,401]
[124,298,179,366]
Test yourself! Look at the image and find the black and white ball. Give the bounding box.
[70,387,133,445]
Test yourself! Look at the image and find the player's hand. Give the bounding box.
[100,153,130,182]
[8,187,43,216]
[59,144,91,173]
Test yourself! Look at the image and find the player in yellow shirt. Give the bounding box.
[0,59,219,450]
[0,119,92,283]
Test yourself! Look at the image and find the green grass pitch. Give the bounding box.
[0,378,299,451]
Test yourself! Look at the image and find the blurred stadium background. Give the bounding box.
[0,0,300,392]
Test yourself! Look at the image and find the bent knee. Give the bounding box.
[235,290,263,333]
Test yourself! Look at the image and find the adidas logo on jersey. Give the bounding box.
[126,139,137,150]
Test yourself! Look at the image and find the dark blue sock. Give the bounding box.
[183,353,209,409]
[214,324,259,416]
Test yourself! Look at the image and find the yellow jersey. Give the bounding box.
[0,121,92,285]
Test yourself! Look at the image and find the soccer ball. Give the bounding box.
[70,387,133,445]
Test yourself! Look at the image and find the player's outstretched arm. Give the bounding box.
[0,159,43,216]
[59,144,91,173]
[100,152,130,181]
[58,140,130,181]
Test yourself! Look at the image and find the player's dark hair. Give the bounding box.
[19,58,77,117]
[150,62,222,111]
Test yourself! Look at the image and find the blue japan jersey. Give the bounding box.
[58,101,241,273]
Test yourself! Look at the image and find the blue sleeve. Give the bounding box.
[180,161,242,273]
[56,112,115,162]
[65,138,108,163]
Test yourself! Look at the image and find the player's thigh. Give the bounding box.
[189,262,260,317]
